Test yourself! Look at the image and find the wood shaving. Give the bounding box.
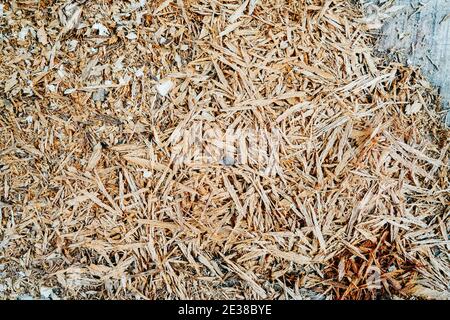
[0,0,448,300]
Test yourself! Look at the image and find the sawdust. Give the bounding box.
[0,0,448,300]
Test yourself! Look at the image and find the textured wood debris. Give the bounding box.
[0,0,448,300]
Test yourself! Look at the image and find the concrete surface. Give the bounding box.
[363,0,450,125]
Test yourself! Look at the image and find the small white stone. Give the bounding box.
[113,57,124,72]
[47,84,56,92]
[280,41,289,49]
[57,65,66,78]
[405,102,422,115]
[159,36,167,44]
[135,67,144,77]
[92,89,106,102]
[40,287,59,300]
[67,39,78,52]
[18,26,30,40]
[136,12,144,25]
[143,170,151,178]
[221,156,235,166]
[64,88,76,95]
[23,87,34,96]
[25,115,33,123]
[126,32,138,40]
[119,75,131,85]
[92,23,109,36]
[155,79,174,97]
[174,53,182,67]
[130,0,146,10]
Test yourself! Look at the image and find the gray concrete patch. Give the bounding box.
[362,0,450,125]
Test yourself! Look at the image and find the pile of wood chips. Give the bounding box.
[0,0,449,300]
